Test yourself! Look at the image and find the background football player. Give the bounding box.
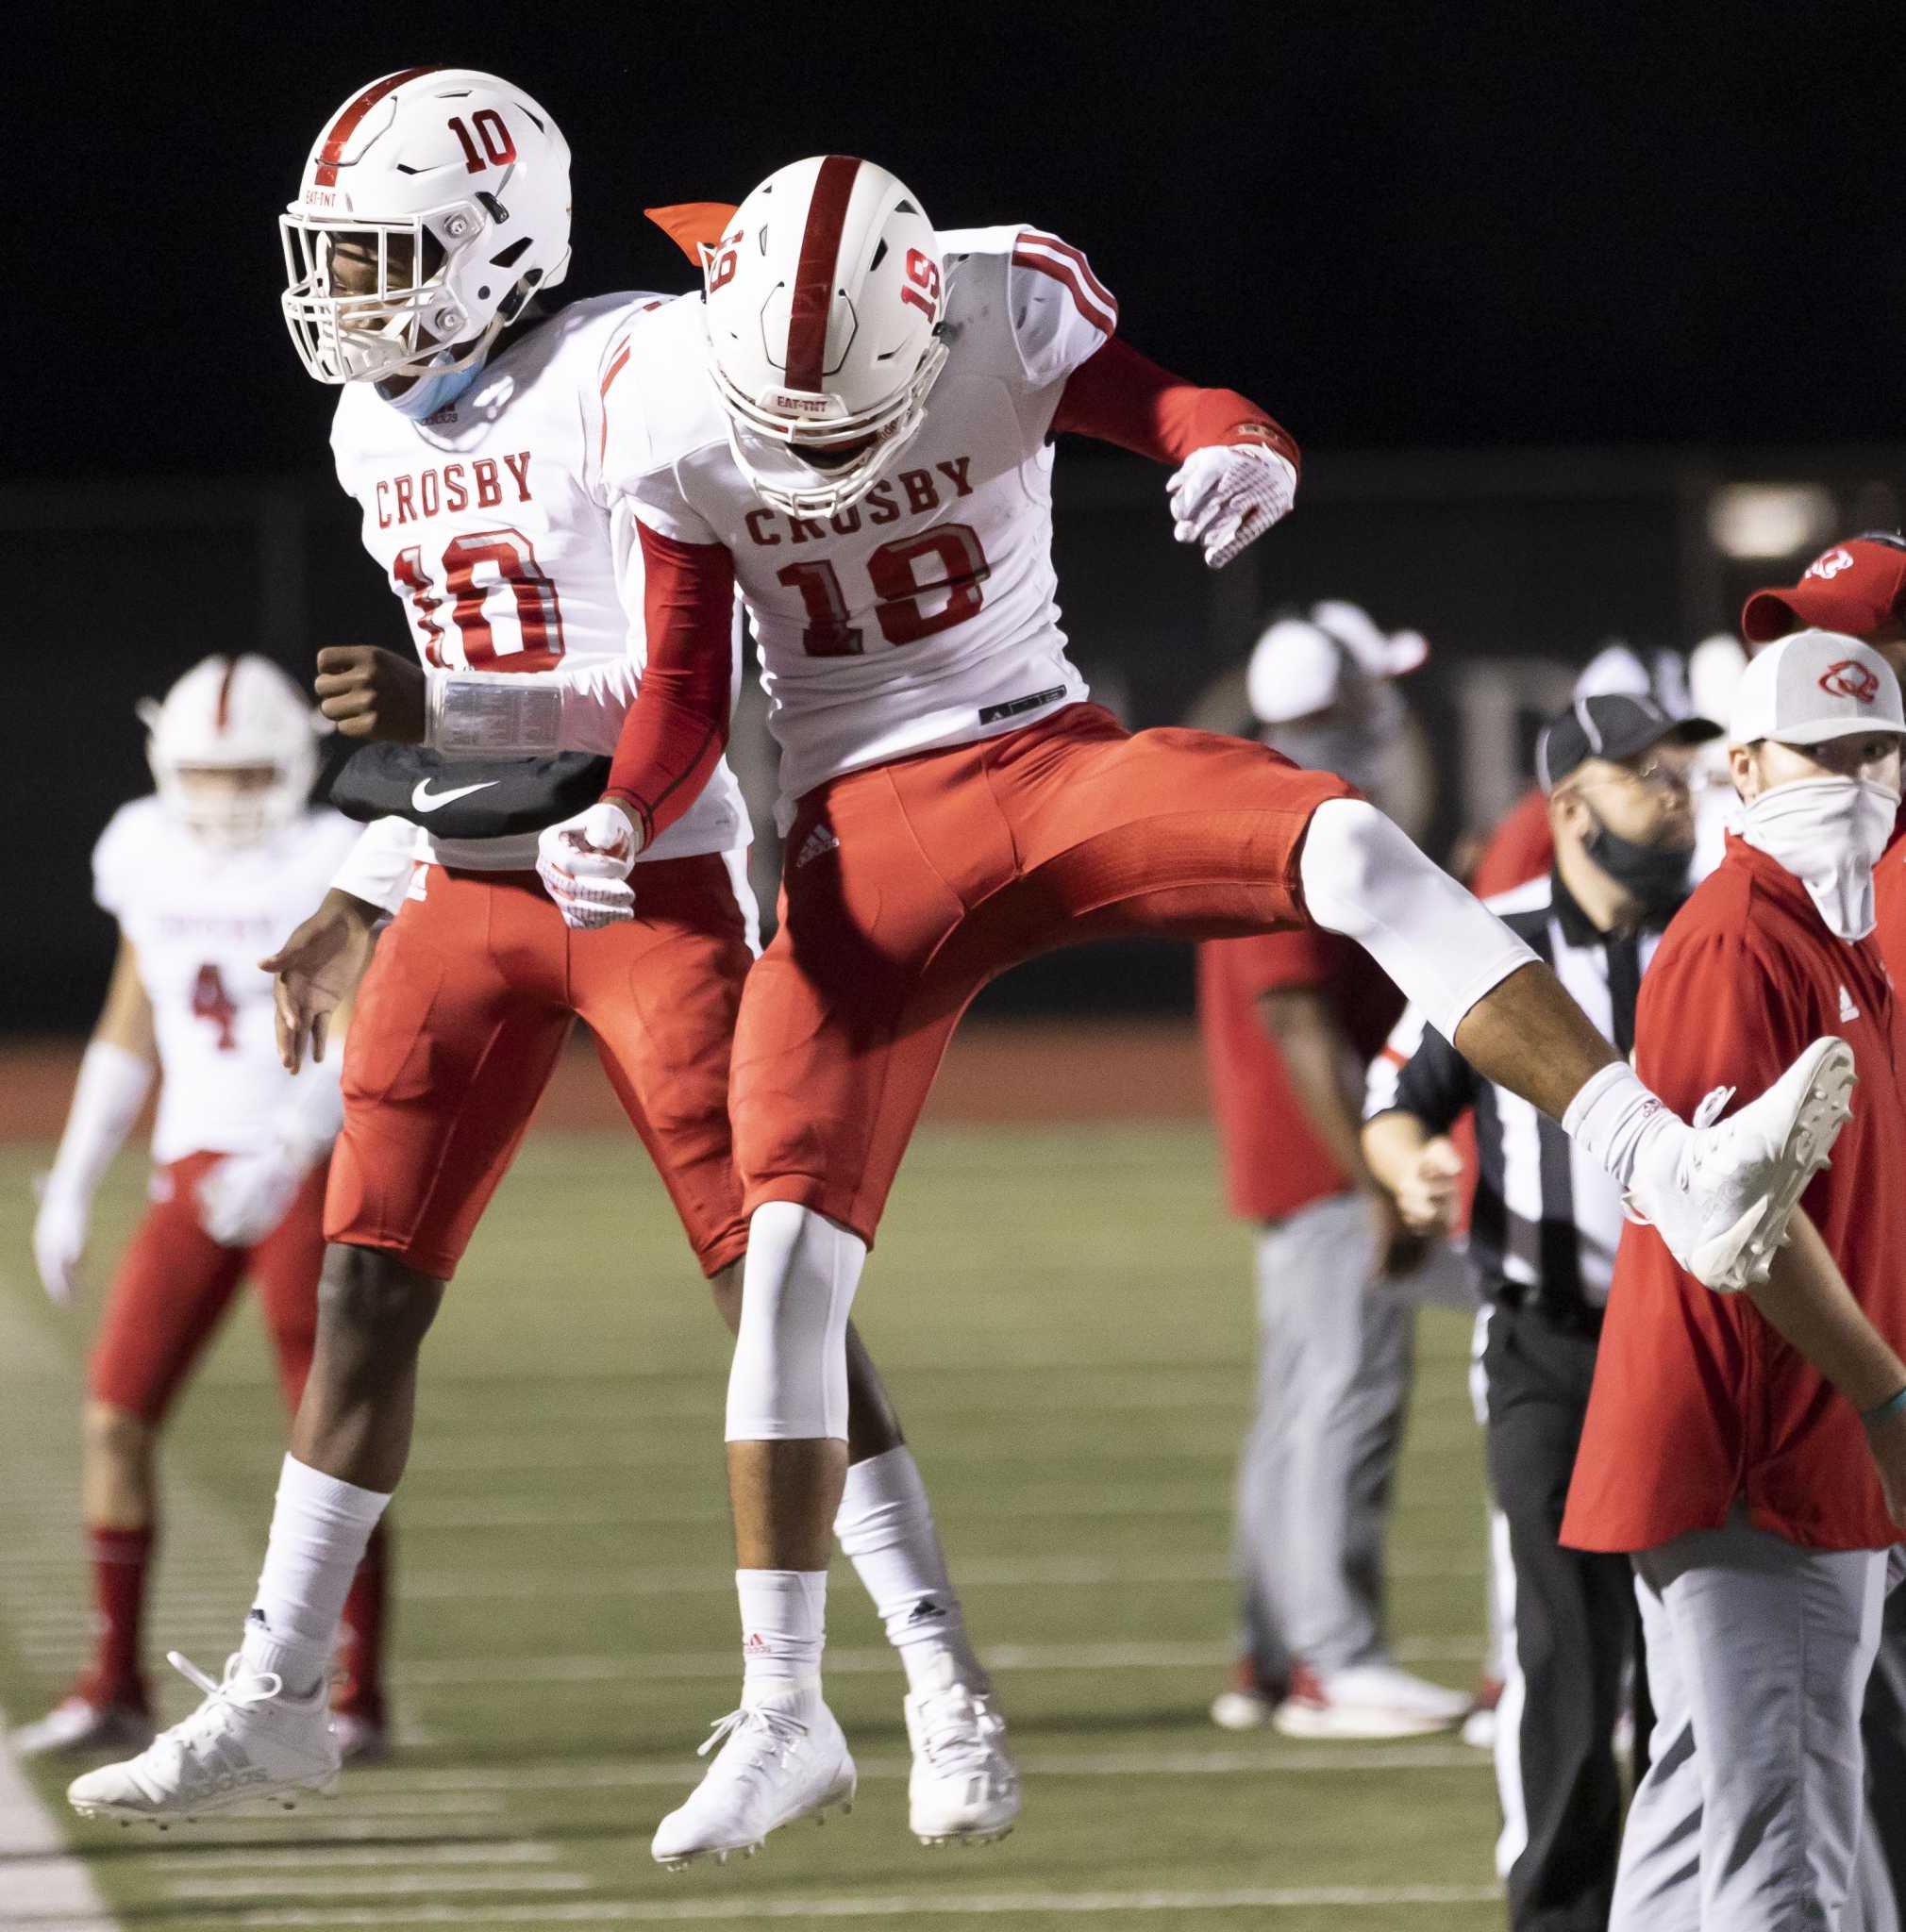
[22,655,390,1762]
[531,155,1857,1868]
[72,75,1012,1844]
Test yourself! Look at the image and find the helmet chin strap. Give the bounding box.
[377,320,503,420]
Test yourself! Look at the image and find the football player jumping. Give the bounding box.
[523,156,1854,1867]
[71,78,1012,1845]
[25,658,391,1762]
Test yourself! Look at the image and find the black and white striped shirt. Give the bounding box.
[1364,874,1666,1316]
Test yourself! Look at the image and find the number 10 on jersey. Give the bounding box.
[392,528,567,672]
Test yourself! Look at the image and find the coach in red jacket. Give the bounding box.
[1563,628,1906,1931]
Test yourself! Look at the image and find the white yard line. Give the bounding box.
[273,1552,1475,1602]
[221,1884,1504,1926]
[393,1638,1480,1687]
[0,1716,119,1932]
[141,1840,560,1874]
[0,1300,121,1931]
[362,1743,1486,1793]
[170,1870,594,1902]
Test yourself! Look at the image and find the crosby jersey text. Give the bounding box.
[600,228,1114,823]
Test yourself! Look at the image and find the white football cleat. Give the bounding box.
[904,1657,1019,1847]
[651,1691,856,1870]
[1625,1037,1856,1292]
[11,1695,155,1760]
[66,1652,339,1824]
[1273,1661,1470,1740]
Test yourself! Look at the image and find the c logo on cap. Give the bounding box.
[1819,660,1881,704]
[1808,547,1855,581]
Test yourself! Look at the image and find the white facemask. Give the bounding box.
[1738,774,1900,941]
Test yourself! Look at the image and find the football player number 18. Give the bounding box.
[392,529,566,672]
[778,523,992,658]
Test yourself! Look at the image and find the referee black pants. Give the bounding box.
[1482,1297,1644,1932]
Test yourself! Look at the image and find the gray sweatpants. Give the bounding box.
[1612,1508,1886,1932]
[1233,1189,1469,1676]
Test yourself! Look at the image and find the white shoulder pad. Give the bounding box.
[596,295,727,543]
[943,224,1118,390]
[92,796,162,919]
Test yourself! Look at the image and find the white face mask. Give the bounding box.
[1738,774,1900,941]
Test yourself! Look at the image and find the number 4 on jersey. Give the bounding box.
[192,964,239,1052]
[392,528,566,671]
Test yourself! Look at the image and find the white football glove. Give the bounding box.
[31,1173,90,1306]
[195,1148,307,1247]
[537,801,640,929]
[1167,443,1298,569]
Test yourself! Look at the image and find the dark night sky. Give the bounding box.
[22,3,1906,480]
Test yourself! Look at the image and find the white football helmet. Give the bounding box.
[138,656,321,847]
[281,67,571,387]
[703,156,949,519]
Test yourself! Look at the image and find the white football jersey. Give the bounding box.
[601,227,1115,824]
[93,799,360,1165]
[330,291,748,882]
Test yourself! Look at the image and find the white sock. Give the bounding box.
[1298,798,1538,1041]
[738,1569,827,1706]
[835,1446,986,1696]
[1562,1062,1682,1190]
[241,1457,392,1698]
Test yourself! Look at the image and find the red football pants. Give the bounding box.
[89,1152,327,1422]
[732,703,1351,1243]
[325,858,754,1281]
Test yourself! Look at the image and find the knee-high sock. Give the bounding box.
[727,1202,865,1442]
[1298,798,1537,1041]
[82,1525,155,1707]
[241,1457,392,1698]
[1297,799,1686,1190]
[836,1445,987,1694]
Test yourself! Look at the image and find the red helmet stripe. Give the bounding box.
[312,67,442,186]
[785,156,862,392]
[214,658,239,733]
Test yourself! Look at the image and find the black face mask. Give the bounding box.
[1581,808,1694,919]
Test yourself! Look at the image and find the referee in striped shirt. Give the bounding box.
[1363,691,1718,1932]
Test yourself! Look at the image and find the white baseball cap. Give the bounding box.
[1728,628,1906,746]
[1247,619,1341,724]
[1246,603,1429,726]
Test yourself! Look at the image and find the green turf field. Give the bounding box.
[0,1125,1501,1930]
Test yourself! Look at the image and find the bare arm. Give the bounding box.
[1362,1110,1466,1237]
[1258,988,1368,1179]
[1748,1208,1906,1526]
[1261,988,1421,1271]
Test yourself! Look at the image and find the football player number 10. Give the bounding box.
[392,529,565,672]
[777,522,992,658]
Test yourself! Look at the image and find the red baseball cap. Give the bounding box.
[1740,534,1906,644]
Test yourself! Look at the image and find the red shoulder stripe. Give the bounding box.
[1019,230,1116,314]
[1011,238,1118,335]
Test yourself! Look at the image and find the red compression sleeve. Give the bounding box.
[603,523,736,846]
[1051,336,1300,473]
